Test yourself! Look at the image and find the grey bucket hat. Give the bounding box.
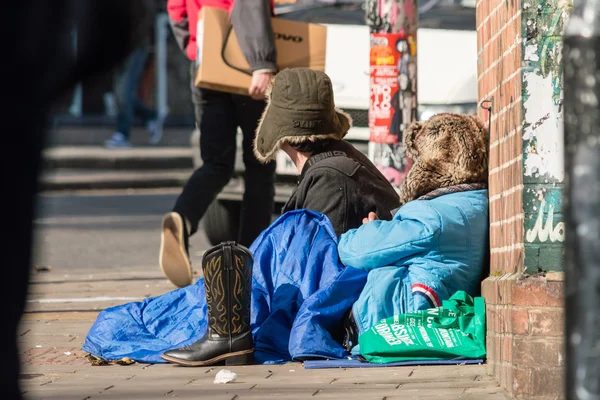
[253,68,352,163]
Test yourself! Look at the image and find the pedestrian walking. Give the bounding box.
[105,45,164,148]
[159,0,277,288]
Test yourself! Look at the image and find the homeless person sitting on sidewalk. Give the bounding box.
[339,112,490,350]
[254,68,400,237]
[81,79,487,368]
[82,68,400,367]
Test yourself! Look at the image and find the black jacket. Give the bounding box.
[282,140,401,237]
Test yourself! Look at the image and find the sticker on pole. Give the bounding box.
[368,33,417,189]
[369,33,417,144]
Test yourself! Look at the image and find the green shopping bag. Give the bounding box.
[358,291,486,364]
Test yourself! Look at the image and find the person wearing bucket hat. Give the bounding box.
[254,68,401,237]
[337,113,490,352]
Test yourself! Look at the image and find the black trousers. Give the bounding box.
[173,64,276,247]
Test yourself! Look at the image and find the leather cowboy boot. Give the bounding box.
[161,242,254,366]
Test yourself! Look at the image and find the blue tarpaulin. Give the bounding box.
[82,210,368,364]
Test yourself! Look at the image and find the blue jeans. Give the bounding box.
[115,47,157,138]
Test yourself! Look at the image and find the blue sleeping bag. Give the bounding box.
[82,210,368,364]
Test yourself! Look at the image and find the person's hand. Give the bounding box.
[249,71,274,100]
[362,212,378,225]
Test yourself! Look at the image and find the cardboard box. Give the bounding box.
[194,7,327,95]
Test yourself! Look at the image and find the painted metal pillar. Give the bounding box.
[366,0,418,190]
[563,1,600,398]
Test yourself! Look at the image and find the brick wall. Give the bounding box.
[483,275,565,398]
[477,0,524,275]
[477,0,524,393]
[477,0,569,398]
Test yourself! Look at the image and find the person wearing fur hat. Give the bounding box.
[338,113,490,351]
[253,68,400,237]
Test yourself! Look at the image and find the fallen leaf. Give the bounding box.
[115,357,136,366]
[86,353,110,366]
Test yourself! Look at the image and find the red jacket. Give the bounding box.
[167,0,276,69]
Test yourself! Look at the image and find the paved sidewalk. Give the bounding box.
[20,267,508,400]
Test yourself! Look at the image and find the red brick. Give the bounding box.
[513,338,564,368]
[501,333,513,363]
[489,189,522,225]
[513,366,532,396]
[530,367,565,398]
[530,309,564,337]
[500,307,513,333]
[487,307,499,332]
[485,360,497,379]
[499,362,514,393]
[498,277,514,304]
[490,253,500,274]
[482,278,499,304]
[512,309,530,335]
[492,334,502,364]
[487,333,497,362]
[513,278,564,307]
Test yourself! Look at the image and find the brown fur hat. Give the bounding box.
[398,113,489,205]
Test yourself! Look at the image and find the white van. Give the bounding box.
[202,0,478,243]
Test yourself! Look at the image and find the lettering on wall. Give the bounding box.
[526,198,565,243]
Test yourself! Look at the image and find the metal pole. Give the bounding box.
[563,0,600,398]
[366,0,418,190]
[155,12,170,120]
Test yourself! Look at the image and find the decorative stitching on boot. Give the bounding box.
[231,255,251,334]
[204,255,228,336]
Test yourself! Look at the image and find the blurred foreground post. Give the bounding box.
[1,1,151,398]
[563,0,600,398]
